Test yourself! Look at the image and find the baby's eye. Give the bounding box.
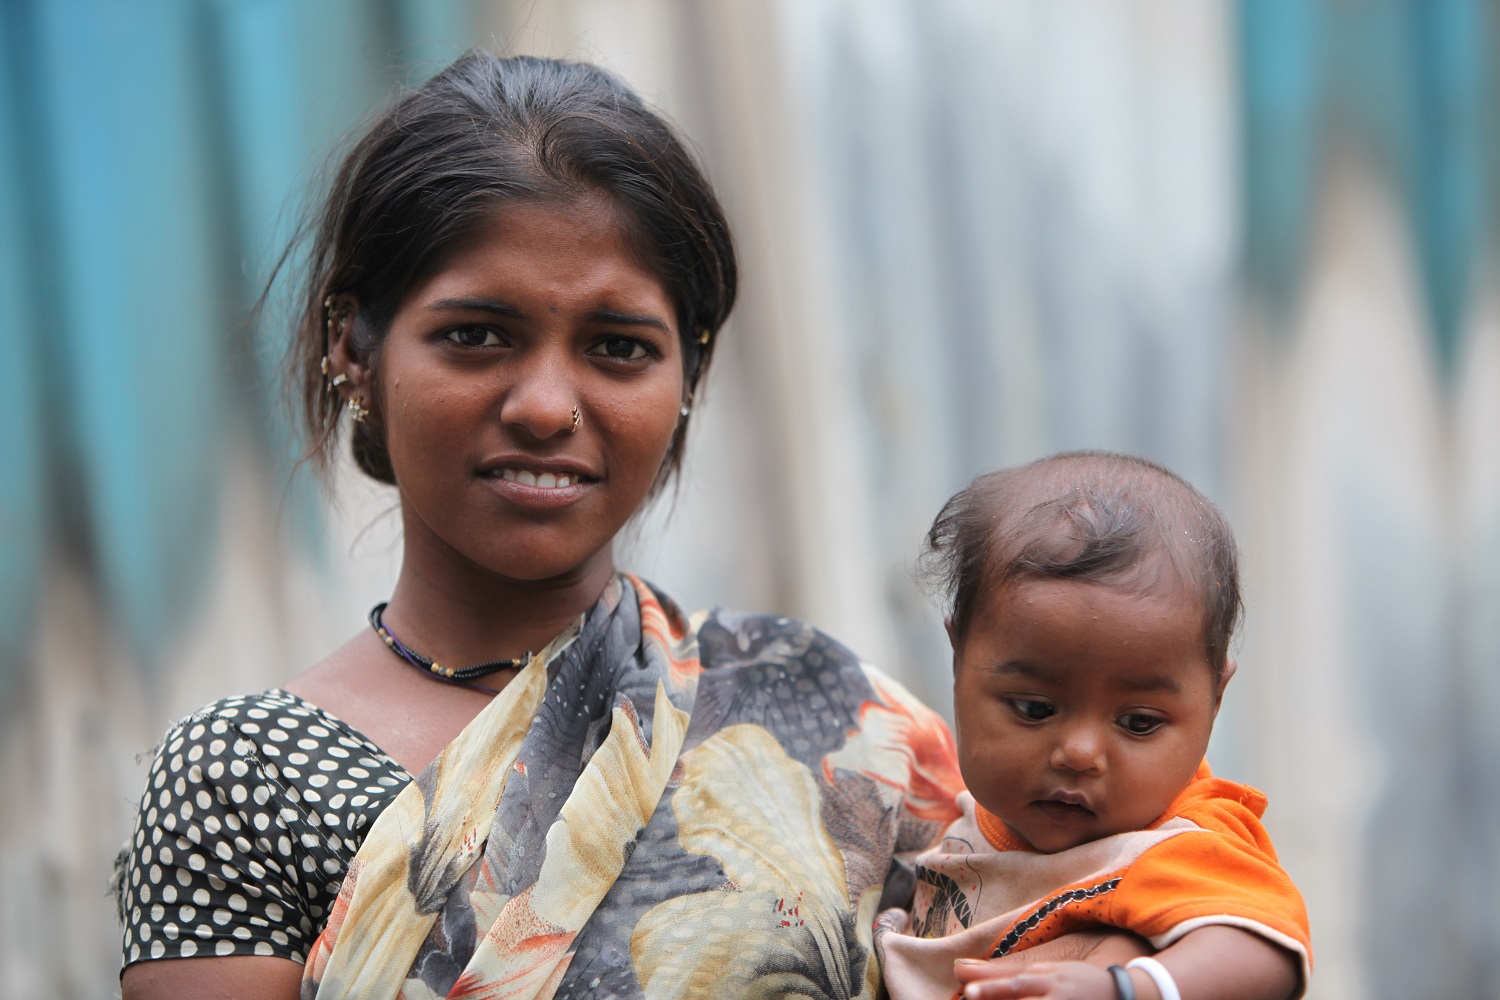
[446,326,502,348]
[1007,699,1055,722]
[587,337,649,361]
[1118,714,1164,736]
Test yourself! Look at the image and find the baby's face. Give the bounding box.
[952,576,1228,854]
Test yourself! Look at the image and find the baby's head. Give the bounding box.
[923,451,1242,853]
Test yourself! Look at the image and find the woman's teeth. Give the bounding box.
[499,469,573,488]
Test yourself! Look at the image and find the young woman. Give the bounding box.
[116,52,967,1000]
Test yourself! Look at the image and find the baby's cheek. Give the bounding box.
[957,742,1015,799]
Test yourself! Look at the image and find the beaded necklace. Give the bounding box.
[368,603,531,684]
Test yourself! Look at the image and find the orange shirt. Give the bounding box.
[876,763,1312,999]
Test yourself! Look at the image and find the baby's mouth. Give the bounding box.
[1032,793,1096,823]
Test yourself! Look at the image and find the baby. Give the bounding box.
[876,451,1311,1000]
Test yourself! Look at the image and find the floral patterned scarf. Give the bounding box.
[302,575,961,1000]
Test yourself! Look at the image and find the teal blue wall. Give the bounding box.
[0,0,476,698]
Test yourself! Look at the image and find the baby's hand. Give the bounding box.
[953,959,1120,1000]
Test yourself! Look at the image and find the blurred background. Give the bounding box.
[1,0,1497,997]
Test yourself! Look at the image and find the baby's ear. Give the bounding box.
[944,617,959,652]
[1212,657,1237,715]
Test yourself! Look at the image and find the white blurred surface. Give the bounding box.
[4,3,1497,997]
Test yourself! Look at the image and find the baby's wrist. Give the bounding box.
[1126,956,1181,1000]
[1106,964,1164,1000]
[1127,966,1160,1000]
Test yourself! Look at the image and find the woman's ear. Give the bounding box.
[325,294,372,415]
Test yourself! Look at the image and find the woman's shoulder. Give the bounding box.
[162,687,337,729]
[691,606,926,704]
[141,688,411,828]
[149,688,398,770]
[153,687,335,734]
[631,576,869,668]
[688,605,957,766]
[692,605,858,666]
[118,689,410,968]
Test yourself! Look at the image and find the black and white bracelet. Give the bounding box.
[1126,957,1182,1000]
[1107,965,1136,1000]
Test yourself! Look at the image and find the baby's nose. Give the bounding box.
[1050,727,1105,774]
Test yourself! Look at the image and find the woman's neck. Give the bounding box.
[381,552,617,670]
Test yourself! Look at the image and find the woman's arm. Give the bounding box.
[952,925,1299,1000]
[115,698,368,998]
[121,956,303,1000]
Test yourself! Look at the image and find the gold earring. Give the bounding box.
[321,356,350,393]
[570,405,582,433]
[697,328,711,346]
[325,295,352,336]
[348,397,369,424]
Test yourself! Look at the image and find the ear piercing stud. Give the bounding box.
[320,355,349,391]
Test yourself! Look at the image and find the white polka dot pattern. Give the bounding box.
[117,690,411,968]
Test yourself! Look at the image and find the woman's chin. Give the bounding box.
[469,549,617,591]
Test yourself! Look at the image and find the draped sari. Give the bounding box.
[301,575,962,1000]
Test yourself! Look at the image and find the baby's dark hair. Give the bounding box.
[922,450,1243,677]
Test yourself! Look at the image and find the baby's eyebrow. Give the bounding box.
[988,660,1184,696]
[1117,673,1183,694]
[989,660,1059,682]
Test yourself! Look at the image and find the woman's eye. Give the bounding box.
[588,337,649,361]
[1118,714,1164,736]
[446,326,501,348]
[1007,699,1054,722]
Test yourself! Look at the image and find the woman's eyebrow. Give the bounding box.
[428,296,523,317]
[589,308,671,332]
[425,299,669,333]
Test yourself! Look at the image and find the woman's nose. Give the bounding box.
[499,348,579,439]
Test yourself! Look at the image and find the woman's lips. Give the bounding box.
[479,467,594,510]
[496,468,576,488]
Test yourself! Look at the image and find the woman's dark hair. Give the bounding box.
[289,51,737,489]
[921,451,1243,678]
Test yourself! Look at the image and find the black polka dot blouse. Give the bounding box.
[116,690,410,968]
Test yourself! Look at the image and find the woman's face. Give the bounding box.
[359,195,684,589]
